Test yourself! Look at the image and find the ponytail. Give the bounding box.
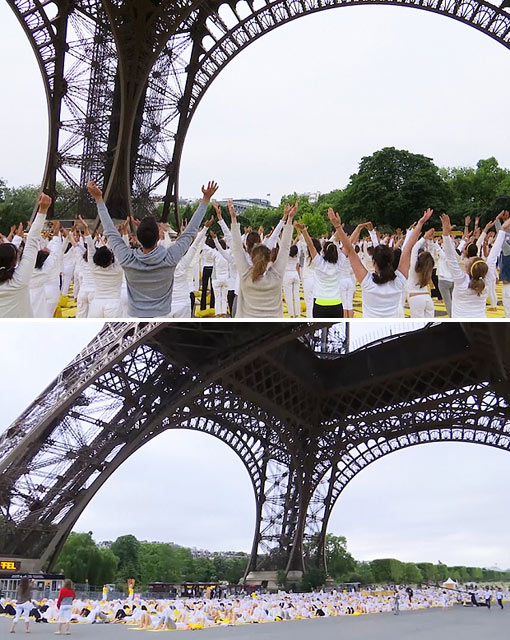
[251,245,271,282]
[468,259,488,296]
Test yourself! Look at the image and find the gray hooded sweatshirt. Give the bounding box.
[96,201,207,317]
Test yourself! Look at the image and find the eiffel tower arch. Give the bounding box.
[1,322,509,585]
[5,0,510,222]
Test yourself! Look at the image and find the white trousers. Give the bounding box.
[503,283,510,317]
[283,273,300,317]
[409,294,434,318]
[13,601,32,622]
[302,276,314,318]
[339,277,356,311]
[88,297,121,318]
[212,279,229,316]
[77,290,95,318]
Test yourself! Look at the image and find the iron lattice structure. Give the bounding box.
[6,0,510,222]
[0,322,509,577]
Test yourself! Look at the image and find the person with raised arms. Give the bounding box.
[230,201,298,317]
[87,180,218,317]
[0,193,51,317]
[330,207,433,318]
[440,210,510,317]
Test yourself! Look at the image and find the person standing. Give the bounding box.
[9,576,33,634]
[56,579,76,635]
[496,588,504,610]
[393,591,400,615]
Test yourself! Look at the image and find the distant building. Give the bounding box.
[216,198,275,214]
[298,191,321,204]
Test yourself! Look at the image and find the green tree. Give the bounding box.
[55,533,104,584]
[298,211,328,238]
[371,558,404,584]
[402,563,423,584]
[417,563,437,583]
[300,567,326,591]
[324,534,356,581]
[340,147,450,230]
[110,534,141,582]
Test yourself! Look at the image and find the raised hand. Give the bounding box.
[51,220,61,235]
[464,215,471,227]
[440,213,453,236]
[78,215,89,232]
[327,207,341,229]
[204,217,214,228]
[288,201,299,220]
[212,201,222,220]
[87,181,103,201]
[294,222,307,233]
[209,229,217,239]
[201,181,219,202]
[37,192,52,214]
[419,208,434,225]
[424,228,435,240]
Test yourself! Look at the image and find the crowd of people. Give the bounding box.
[1,183,510,318]
[3,581,507,633]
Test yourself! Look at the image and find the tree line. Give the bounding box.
[3,149,510,235]
[55,531,510,591]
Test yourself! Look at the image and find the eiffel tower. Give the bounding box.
[1,322,509,586]
[6,0,510,223]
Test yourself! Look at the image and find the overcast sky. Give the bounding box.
[1,321,509,570]
[1,4,510,205]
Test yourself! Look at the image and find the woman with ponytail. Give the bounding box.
[406,229,436,317]
[441,211,510,317]
[296,221,364,318]
[231,202,298,317]
[331,207,433,317]
[0,193,50,317]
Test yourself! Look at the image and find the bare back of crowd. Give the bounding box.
[3,584,508,632]
[1,184,509,318]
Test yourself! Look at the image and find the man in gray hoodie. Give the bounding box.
[87,180,218,317]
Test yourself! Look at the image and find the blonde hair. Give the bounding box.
[468,259,488,296]
[251,245,271,282]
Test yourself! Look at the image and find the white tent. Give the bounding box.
[442,578,457,589]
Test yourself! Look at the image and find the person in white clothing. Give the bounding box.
[0,193,50,317]
[332,207,433,318]
[441,211,510,317]
[407,229,435,318]
[170,219,212,317]
[282,244,301,317]
[231,202,298,317]
[78,217,123,318]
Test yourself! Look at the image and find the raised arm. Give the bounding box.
[440,214,467,283]
[13,194,50,285]
[212,201,232,246]
[294,223,317,261]
[87,181,133,265]
[167,181,218,266]
[397,208,433,278]
[263,216,286,250]
[272,204,298,276]
[329,208,367,283]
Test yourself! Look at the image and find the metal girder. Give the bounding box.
[1,322,510,578]
[7,0,510,224]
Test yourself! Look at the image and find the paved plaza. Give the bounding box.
[2,606,509,640]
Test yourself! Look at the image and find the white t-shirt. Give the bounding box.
[312,253,346,300]
[360,271,407,317]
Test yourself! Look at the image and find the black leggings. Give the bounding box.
[200,266,215,310]
[313,301,343,318]
[227,290,236,317]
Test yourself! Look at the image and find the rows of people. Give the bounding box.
[1,183,510,318]
[5,579,506,633]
